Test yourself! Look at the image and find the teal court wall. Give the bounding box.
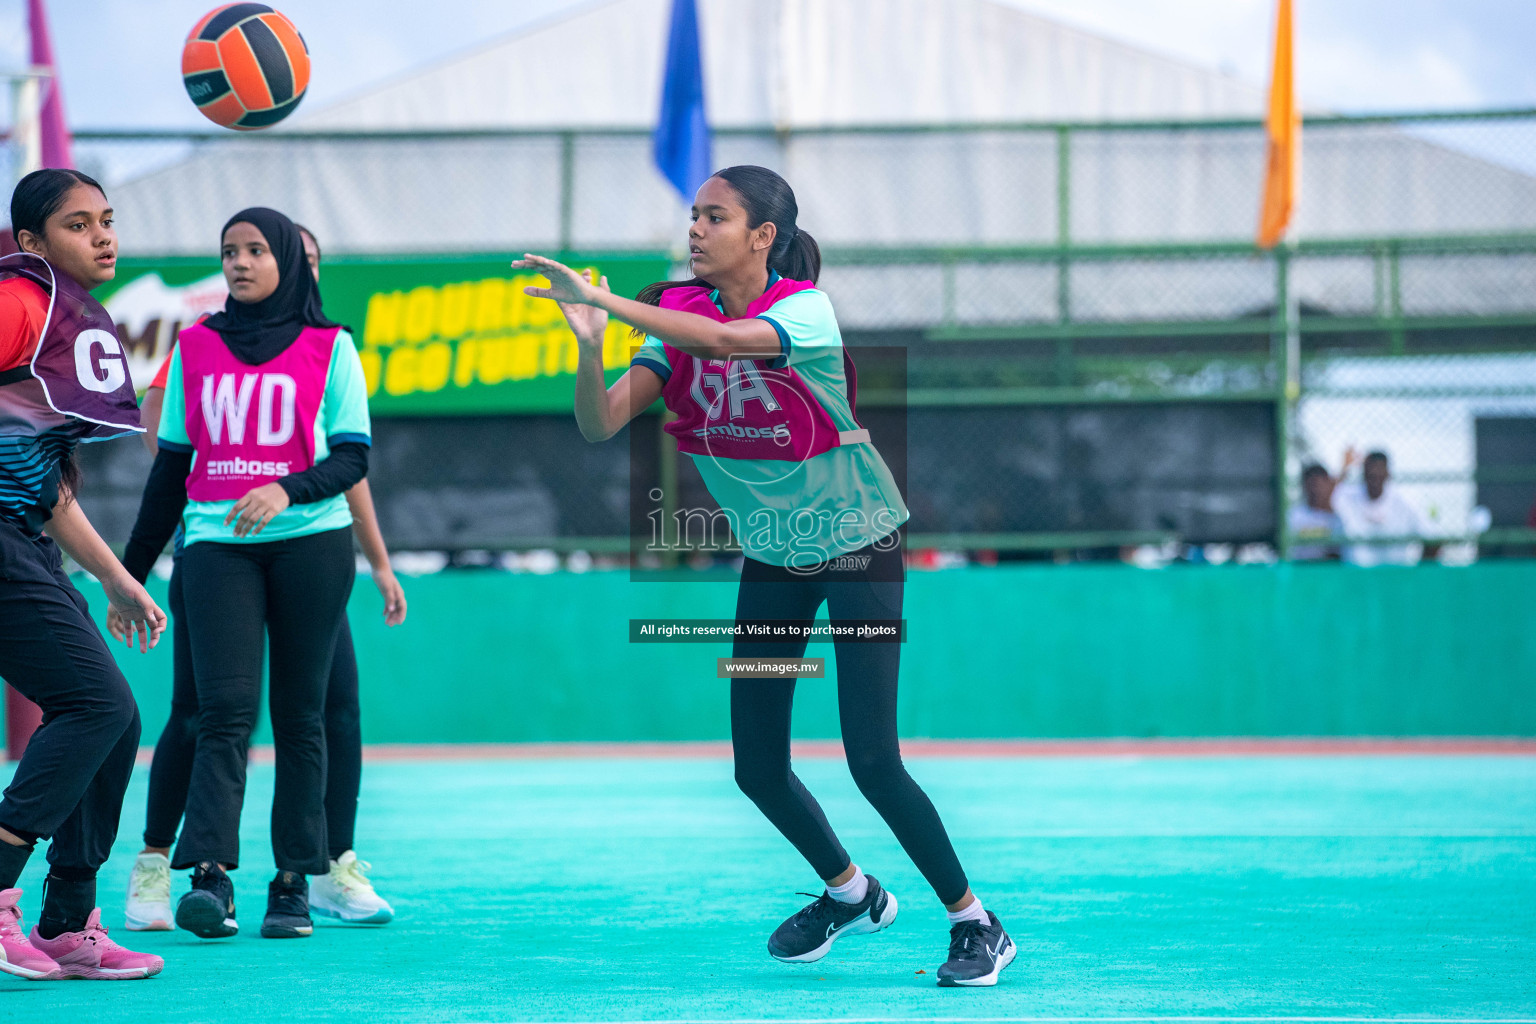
[52,561,1536,744]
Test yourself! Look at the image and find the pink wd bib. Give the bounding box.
[656,279,867,462]
[178,321,340,501]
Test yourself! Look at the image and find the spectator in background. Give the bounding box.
[1288,463,1343,560]
[1332,450,1435,566]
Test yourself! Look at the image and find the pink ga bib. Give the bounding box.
[657,279,867,463]
[179,322,339,501]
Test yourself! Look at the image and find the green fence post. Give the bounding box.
[1055,125,1074,383]
[558,131,576,254]
[941,258,956,329]
[1055,125,1072,321]
[1056,125,1071,248]
[1274,245,1298,560]
[1388,241,1406,355]
[1372,241,1387,317]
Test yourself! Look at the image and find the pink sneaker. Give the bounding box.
[29,909,163,980]
[0,888,60,980]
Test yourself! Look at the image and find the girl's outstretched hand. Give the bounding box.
[513,254,598,305]
[514,255,610,349]
[562,269,610,349]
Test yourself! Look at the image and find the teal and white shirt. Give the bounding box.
[632,284,908,567]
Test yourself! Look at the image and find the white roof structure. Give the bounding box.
[299,0,1265,130]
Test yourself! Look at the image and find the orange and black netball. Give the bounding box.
[181,4,310,131]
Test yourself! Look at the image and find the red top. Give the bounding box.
[0,276,49,371]
[148,311,213,391]
[150,347,173,390]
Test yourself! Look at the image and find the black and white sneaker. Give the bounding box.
[767,875,898,963]
[175,861,238,939]
[260,871,313,938]
[937,911,1016,987]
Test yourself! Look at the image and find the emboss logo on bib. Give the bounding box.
[203,455,292,478]
[73,329,127,394]
[201,372,298,446]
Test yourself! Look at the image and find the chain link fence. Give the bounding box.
[27,110,1536,559]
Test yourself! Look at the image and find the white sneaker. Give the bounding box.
[308,851,393,924]
[124,852,173,931]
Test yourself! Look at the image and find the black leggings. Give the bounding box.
[0,524,140,885]
[144,559,363,859]
[729,536,970,906]
[173,527,354,875]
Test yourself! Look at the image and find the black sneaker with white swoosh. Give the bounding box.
[937,910,1016,986]
[767,875,899,963]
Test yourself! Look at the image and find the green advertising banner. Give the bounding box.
[101,253,672,415]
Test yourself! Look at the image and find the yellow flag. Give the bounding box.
[1257,0,1298,249]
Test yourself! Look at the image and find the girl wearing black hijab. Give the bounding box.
[122,208,371,940]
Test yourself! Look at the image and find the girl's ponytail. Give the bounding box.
[768,226,820,285]
[635,276,709,308]
[630,276,709,337]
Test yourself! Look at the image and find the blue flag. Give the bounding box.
[653,0,711,201]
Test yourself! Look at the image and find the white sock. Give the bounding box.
[826,865,869,904]
[947,896,988,926]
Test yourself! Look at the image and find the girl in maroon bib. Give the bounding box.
[0,169,165,981]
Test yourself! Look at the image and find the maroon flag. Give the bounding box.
[28,0,73,170]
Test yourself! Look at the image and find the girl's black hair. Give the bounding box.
[10,168,107,241]
[9,169,107,505]
[634,165,821,316]
[294,222,321,260]
[54,458,82,509]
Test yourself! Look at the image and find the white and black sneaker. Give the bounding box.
[767,875,898,963]
[937,910,1016,987]
[175,862,238,939]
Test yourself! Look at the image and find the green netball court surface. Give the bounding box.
[3,748,1533,1022]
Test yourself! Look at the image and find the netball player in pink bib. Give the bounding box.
[120,224,400,934]
[121,208,371,941]
[514,166,1014,987]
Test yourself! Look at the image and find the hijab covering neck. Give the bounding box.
[203,207,345,365]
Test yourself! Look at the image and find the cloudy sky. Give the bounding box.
[1,0,1533,128]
